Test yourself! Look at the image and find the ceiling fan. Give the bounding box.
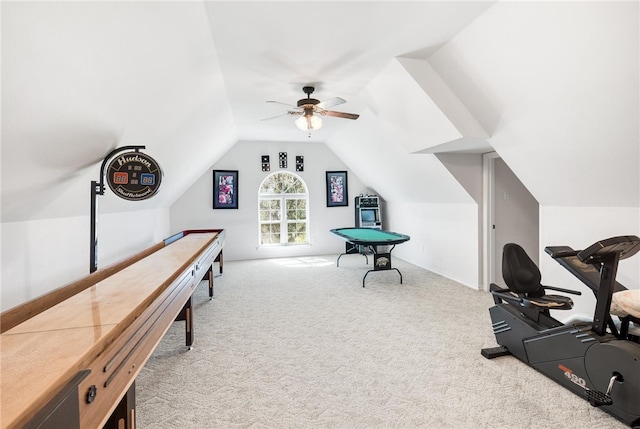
[263,86,359,134]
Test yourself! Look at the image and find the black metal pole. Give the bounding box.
[90,181,100,273]
[90,145,145,273]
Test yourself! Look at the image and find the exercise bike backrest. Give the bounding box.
[502,243,545,297]
[500,243,580,311]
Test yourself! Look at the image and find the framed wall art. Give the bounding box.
[326,171,348,207]
[213,170,238,209]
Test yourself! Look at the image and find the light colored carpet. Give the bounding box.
[136,255,626,428]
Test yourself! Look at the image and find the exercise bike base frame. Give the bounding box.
[483,236,640,428]
[484,296,640,428]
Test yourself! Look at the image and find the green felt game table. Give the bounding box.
[330,227,411,287]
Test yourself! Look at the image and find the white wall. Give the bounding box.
[494,158,540,269]
[170,141,369,261]
[326,102,482,289]
[419,1,640,306]
[1,208,169,311]
[169,137,484,290]
[540,206,640,322]
[385,201,479,289]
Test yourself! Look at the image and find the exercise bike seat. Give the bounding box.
[501,243,576,310]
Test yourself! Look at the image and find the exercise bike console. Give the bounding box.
[577,235,640,264]
[482,235,640,428]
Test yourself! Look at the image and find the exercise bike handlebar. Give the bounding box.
[490,289,521,306]
[545,246,579,259]
[489,284,579,309]
[543,285,582,296]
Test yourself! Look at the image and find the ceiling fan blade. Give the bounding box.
[323,110,360,120]
[266,100,298,108]
[317,97,346,109]
[261,111,304,121]
[260,113,289,121]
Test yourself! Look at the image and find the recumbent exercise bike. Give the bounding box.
[482,235,640,428]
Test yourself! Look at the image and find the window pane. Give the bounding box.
[260,172,306,195]
[281,174,295,193]
[260,199,281,221]
[285,198,306,220]
[292,181,305,193]
[259,172,308,246]
[259,176,278,194]
[260,199,280,210]
[261,223,281,245]
[297,199,306,219]
[287,222,307,243]
[286,200,297,219]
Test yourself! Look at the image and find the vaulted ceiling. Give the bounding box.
[2,1,638,223]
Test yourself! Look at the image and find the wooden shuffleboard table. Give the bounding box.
[330,227,410,287]
[0,229,224,429]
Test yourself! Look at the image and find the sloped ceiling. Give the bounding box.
[2,1,638,224]
[328,57,477,204]
[426,1,639,207]
[2,1,237,221]
[1,1,494,222]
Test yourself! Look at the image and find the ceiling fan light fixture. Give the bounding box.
[263,86,357,133]
[295,113,323,131]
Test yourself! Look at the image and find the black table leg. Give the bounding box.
[362,268,403,287]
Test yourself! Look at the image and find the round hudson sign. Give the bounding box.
[106,151,163,201]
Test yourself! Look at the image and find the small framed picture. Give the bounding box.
[213,170,238,209]
[326,171,348,207]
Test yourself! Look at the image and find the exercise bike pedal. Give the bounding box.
[585,389,613,406]
[481,345,511,359]
[585,374,619,407]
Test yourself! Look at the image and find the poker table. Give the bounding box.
[330,227,411,287]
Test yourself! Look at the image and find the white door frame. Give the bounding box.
[481,152,500,292]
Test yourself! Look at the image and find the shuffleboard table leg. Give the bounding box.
[104,381,135,429]
[208,266,214,299]
[175,298,194,348]
[215,251,223,275]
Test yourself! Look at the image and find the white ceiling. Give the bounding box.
[203,1,494,143]
[1,1,494,221]
[2,1,638,223]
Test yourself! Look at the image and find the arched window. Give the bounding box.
[258,172,309,245]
